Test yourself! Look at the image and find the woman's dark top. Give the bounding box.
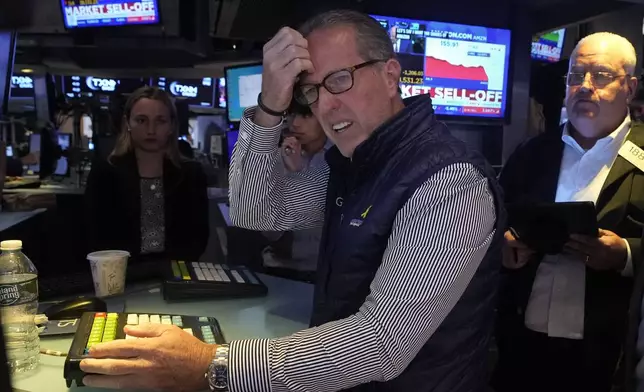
[84,152,209,261]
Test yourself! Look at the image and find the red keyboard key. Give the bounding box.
[95,313,107,318]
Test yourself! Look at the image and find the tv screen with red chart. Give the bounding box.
[60,0,160,29]
[371,15,512,119]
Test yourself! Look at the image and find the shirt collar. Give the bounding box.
[562,114,631,155]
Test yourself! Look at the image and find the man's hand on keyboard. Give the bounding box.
[80,324,217,391]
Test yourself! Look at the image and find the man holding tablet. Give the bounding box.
[494,32,644,392]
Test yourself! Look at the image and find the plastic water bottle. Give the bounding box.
[0,240,39,375]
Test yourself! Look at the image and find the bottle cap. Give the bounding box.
[0,240,23,251]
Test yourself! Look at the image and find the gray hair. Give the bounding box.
[574,32,637,75]
[298,9,395,62]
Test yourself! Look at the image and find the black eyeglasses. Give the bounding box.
[294,59,386,105]
[564,71,629,88]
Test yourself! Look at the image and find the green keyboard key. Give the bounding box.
[171,261,181,279]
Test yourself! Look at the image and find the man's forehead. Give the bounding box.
[300,26,362,83]
[571,42,624,69]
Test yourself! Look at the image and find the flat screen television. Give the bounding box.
[216,77,227,109]
[224,63,263,123]
[61,75,150,98]
[10,73,35,99]
[60,0,160,29]
[531,28,566,63]
[371,14,512,120]
[155,77,216,108]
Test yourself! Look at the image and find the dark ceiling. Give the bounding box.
[9,0,640,71]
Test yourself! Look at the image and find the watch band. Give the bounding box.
[257,93,288,118]
[206,344,230,391]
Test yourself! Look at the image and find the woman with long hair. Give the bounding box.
[85,86,209,261]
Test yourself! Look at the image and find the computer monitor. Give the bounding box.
[224,63,263,124]
[0,32,17,116]
[226,130,239,164]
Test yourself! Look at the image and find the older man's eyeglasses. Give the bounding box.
[565,71,629,88]
[294,59,386,105]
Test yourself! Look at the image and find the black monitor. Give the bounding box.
[0,32,17,116]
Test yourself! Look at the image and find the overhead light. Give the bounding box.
[21,68,34,73]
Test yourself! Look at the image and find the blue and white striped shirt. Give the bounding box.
[227,107,497,392]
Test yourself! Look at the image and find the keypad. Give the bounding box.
[200,326,217,344]
[84,313,188,352]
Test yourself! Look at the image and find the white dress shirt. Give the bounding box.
[524,114,633,340]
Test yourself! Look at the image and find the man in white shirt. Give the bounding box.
[493,32,643,392]
[261,101,331,276]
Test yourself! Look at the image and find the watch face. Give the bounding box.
[208,363,228,390]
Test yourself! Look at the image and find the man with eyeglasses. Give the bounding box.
[493,32,644,392]
[76,9,503,392]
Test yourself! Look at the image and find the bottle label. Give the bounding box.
[0,278,38,307]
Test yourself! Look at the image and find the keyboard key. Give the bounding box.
[95,313,106,318]
[107,313,118,320]
[199,262,208,269]
[127,314,139,325]
[209,268,224,282]
[183,328,193,336]
[150,315,161,324]
[192,262,200,269]
[202,268,215,281]
[172,316,183,327]
[230,270,245,284]
[161,315,172,325]
[171,261,181,279]
[240,268,259,285]
[139,314,150,324]
[178,261,191,280]
[198,317,209,323]
[194,267,206,281]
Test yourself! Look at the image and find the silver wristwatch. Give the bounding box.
[206,344,230,391]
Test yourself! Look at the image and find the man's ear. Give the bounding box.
[627,75,639,102]
[383,59,402,97]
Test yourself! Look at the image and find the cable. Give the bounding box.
[40,348,67,357]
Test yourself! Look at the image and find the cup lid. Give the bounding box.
[87,250,130,261]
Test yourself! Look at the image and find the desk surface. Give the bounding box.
[0,209,45,232]
[4,185,84,195]
[13,275,313,392]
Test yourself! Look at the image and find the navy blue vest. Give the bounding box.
[311,95,505,392]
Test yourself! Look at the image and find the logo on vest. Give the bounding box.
[349,205,372,227]
[335,197,343,207]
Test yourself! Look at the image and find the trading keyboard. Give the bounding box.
[64,312,225,387]
[162,261,268,301]
[39,261,164,300]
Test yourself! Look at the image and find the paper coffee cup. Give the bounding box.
[87,250,130,297]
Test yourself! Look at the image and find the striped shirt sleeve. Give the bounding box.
[227,162,497,392]
[228,107,329,232]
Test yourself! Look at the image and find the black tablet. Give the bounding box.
[506,201,598,254]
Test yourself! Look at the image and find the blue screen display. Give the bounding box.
[227,130,239,164]
[371,15,512,119]
[61,0,160,29]
[225,64,263,123]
